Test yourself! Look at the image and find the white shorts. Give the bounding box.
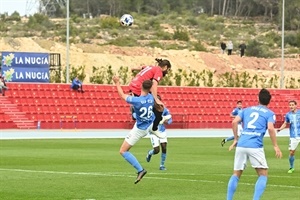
[233,147,268,170]
[238,124,243,136]
[150,133,168,148]
[125,123,153,146]
[289,138,300,151]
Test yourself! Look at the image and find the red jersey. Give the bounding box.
[129,66,163,96]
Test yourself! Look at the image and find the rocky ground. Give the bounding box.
[1,37,299,86]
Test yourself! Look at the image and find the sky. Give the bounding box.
[0,0,39,16]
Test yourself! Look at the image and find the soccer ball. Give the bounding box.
[120,14,134,26]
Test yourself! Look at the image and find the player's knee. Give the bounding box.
[290,150,295,156]
[119,148,126,155]
[153,147,160,154]
[161,143,167,152]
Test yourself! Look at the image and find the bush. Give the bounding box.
[100,16,121,29]
[173,27,190,41]
[108,36,138,47]
[27,13,54,30]
[147,40,163,48]
[155,30,172,40]
[192,40,207,51]
[5,11,21,22]
[246,40,276,58]
[285,32,300,47]
[185,17,199,26]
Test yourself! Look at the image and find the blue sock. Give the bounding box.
[227,175,239,200]
[122,151,143,172]
[160,153,166,166]
[289,155,295,168]
[148,149,154,156]
[226,136,234,142]
[253,176,267,200]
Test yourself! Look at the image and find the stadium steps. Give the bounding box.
[0,96,36,129]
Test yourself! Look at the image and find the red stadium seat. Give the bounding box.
[5,83,298,129]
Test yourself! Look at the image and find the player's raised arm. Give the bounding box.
[150,80,161,103]
[131,66,144,72]
[113,76,128,101]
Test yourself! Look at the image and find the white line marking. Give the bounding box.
[0,168,299,189]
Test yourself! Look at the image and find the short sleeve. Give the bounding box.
[285,113,290,123]
[153,67,163,82]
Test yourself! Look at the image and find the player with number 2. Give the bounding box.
[226,88,282,200]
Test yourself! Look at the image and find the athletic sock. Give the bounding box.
[253,176,267,200]
[148,149,154,156]
[160,153,166,166]
[289,155,295,169]
[122,151,143,172]
[227,175,239,200]
[226,136,234,142]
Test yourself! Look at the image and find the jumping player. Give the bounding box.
[113,76,155,184]
[129,58,171,138]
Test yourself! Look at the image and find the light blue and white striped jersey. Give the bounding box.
[158,107,172,132]
[237,105,276,148]
[232,107,243,124]
[285,110,300,138]
[126,94,155,130]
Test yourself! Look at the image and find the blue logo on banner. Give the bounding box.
[1,52,50,83]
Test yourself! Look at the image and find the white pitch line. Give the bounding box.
[0,168,299,189]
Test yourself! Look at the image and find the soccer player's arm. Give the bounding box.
[230,109,236,118]
[268,115,282,158]
[277,114,289,133]
[151,80,159,101]
[229,115,241,151]
[113,76,128,101]
[151,69,163,103]
[164,108,172,125]
[277,121,287,133]
[131,66,144,72]
[232,116,241,140]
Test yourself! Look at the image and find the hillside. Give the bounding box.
[1,37,299,87]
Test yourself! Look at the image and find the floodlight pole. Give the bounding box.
[66,0,70,83]
[280,0,285,89]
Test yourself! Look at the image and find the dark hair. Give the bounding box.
[142,80,153,91]
[157,94,161,100]
[155,58,171,69]
[237,100,242,104]
[289,100,297,105]
[259,89,271,105]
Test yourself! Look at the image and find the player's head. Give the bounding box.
[258,89,271,106]
[289,100,297,112]
[236,100,242,108]
[155,58,171,77]
[142,80,153,93]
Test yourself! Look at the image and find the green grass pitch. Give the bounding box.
[0,137,299,200]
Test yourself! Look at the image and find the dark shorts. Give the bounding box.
[72,85,80,90]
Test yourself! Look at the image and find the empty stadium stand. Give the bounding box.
[0,83,299,129]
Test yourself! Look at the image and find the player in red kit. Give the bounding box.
[129,58,172,138]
